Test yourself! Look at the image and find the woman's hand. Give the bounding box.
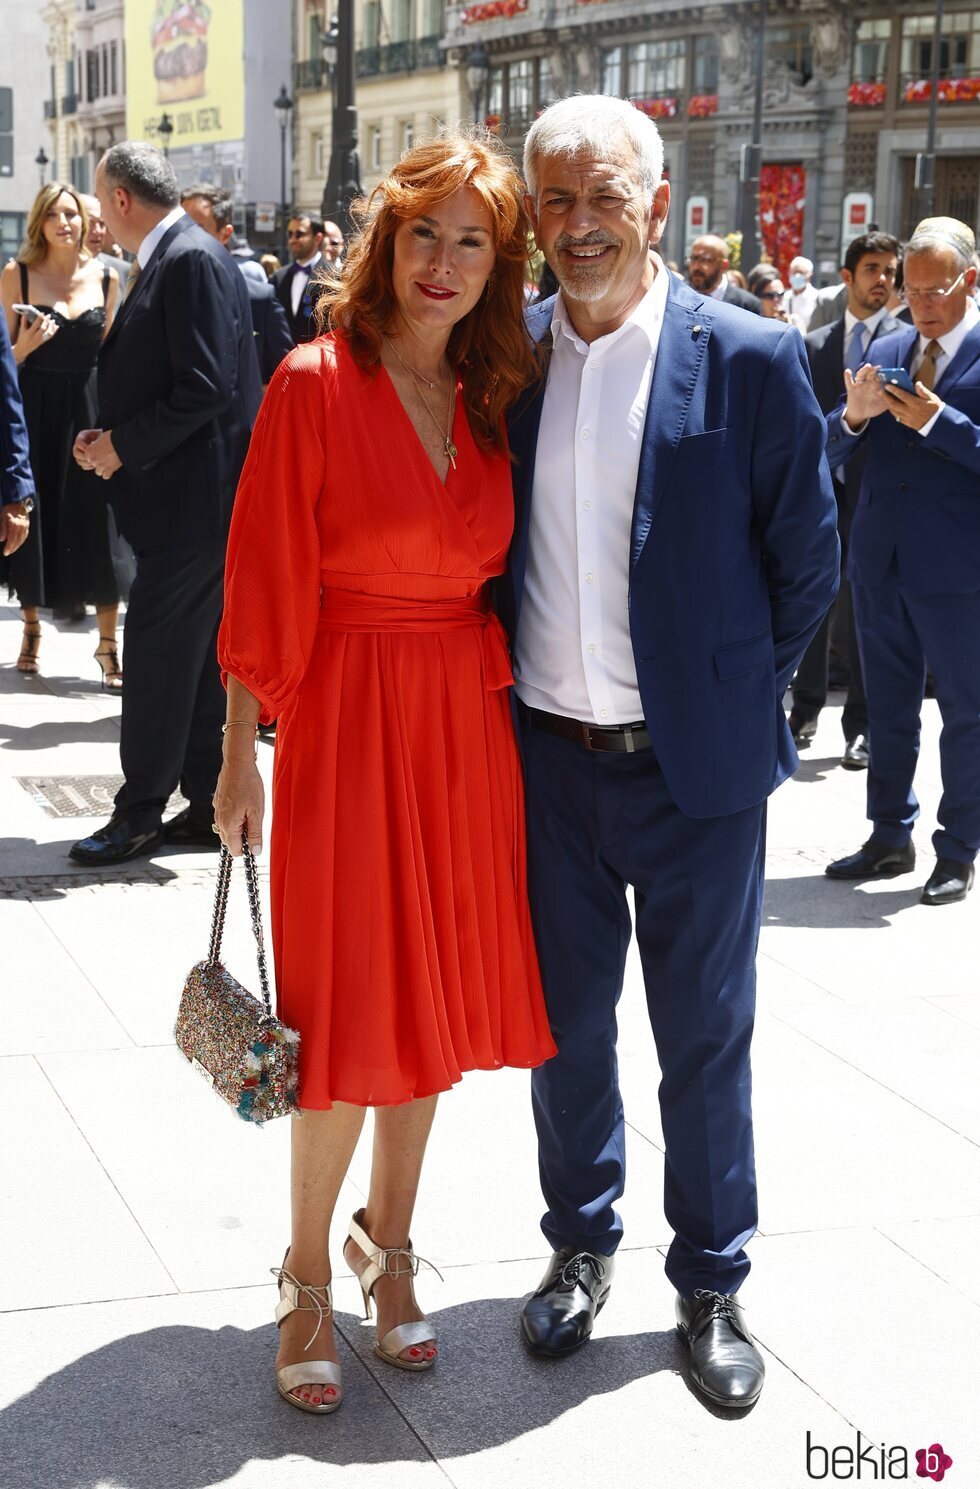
[213,754,266,858]
[14,312,58,364]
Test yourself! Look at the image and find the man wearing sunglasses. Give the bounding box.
[825,216,980,905]
[272,213,329,343]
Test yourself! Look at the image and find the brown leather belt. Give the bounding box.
[523,704,651,754]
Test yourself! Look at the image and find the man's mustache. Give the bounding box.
[553,232,617,252]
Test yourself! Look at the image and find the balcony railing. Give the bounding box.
[61,93,78,115]
[294,58,326,91]
[356,36,444,78]
[44,99,57,119]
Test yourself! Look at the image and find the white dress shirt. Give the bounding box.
[290,251,323,315]
[709,278,728,301]
[787,282,818,330]
[136,206,185,269]
[513,260,670,725]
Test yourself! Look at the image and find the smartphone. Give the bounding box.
[876,367,915,393]
[12,303,42,325]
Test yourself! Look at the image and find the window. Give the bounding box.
[852,20,890,82]
[508,58,534,120]
[0,212,24,257]
[312,132,324,176]
[86,50,99,102]
[402,119,414,151]
[102,43,109,96]
[308,12,323,59]
[539,55,557,106]
[363,1,380,48]
[370,126,382,169]
[600,47,623,97]
[0,87,11,178]
[627,39,686,98]
[766,25,813,85]
[110,40,118,95]
[693,36,719,93]
[487,67,504,116]
[902,10,980,79]
[422,0,444,36]
[391,0,413,44]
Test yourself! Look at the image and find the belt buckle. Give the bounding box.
[582,723,598,752]
[623,726,636,755]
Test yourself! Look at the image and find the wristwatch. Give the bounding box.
[19,496,34,513]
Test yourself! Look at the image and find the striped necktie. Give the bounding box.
[916,339,942,391]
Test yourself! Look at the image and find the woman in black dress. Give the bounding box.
[0,183,126,685]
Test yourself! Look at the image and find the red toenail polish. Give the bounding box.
[425,1349,436,1358]
[326,1387,337,1397]
[409,1347,423,1357]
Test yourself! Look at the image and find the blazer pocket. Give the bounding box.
[714,630,773,680]
[677,427,729,450]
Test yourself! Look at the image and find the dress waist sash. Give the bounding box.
[318,588,513,691]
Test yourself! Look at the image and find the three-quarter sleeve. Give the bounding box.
[218,345,329,724]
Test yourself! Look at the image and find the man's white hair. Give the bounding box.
[790,255,813,274]
[523,94,664,203]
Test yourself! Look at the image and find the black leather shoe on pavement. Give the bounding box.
[675,1290,765,1409]
[788,712,817,749]
[69,816,164,866]
[162,806,219,848]
[826,839,915,880]
[840,735,869,771]
[920,858,975,906]
[520,1247,615,1357]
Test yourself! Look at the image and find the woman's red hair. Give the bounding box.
[317,131,537,450]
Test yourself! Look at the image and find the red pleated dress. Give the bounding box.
[218,335,556,1109]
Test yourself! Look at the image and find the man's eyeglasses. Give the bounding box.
[688,252,721,265]
[901,270,967,306]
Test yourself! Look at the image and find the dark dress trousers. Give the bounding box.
[723,282,762,314]
[98,214,262,829]
[499,280,839,1294]
[271,254,331,344]
[243,272,294,382]
[827,320,980,864]
[793,311,902,738]
[0,312,35,507]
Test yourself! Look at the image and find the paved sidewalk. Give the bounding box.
[1,599,977,1489]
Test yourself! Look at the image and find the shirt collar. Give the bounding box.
[137,206,185,270]
[551,254,669,356]
[918,296,980,361]
[296,251,322,270]
[708,278,728,301]
[844,305,890,341]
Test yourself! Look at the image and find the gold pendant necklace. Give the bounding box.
[383,335,457,470]
[382,334,445,390]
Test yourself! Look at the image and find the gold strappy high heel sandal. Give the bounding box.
[17,621,41,673]
[344,1209,442,1371]
[271,1263,343,1414]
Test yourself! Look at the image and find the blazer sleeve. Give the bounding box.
[0,313,35,505]
[919,401,980,477]
[217,349,327,725]
[259,292,295,383]
[111,248,241,472]
[750,330,840,697]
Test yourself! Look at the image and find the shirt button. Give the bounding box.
[600,709,608,718]
[587,644,596,655]
[580,427,590,440]
[585,572,593,583]
[582,500,590,511]
[898,482,908,491]
[588,359,598,370]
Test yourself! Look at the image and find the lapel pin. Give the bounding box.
[691,324,702,338]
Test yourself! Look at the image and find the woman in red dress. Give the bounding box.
[214,135,555,1414]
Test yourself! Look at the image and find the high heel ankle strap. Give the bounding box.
[271,1266,333,1351]
[347,1211,444,1295]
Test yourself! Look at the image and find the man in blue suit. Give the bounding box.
[0,310,34,556]
[498,95,839,1408]
[826,217,980,906]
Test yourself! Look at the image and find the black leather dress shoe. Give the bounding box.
[520,1247,615,1357]
[788,712,817,749]
[826,838,915,880]
[840,735,869,771]
[162,806,219,848]
[69,817,163,866]
[920,858,975,906]
[676,1290,765,1409]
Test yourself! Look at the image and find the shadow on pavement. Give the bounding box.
[790,755,844,784]
[763,874,924,928]
[0,838,180,898]
[0,715,120,751]
[0,1302,683,1484]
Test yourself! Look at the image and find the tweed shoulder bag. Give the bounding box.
[174,831,300,1123]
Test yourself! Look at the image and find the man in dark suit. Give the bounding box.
[687,233,761,313]
[272,213,331,343]
[790,231,901,768]
[826,217,980,906]
[0,310,34,556]
[500,95,838,1407]
[181,184,294,384]
[70,142,262,865]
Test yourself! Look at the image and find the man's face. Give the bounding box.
[322,221,344,265]
[82,196,107,253]
[94,162,128,252]
[287,217,324,262]
[903,246,977,339]
[182,195,228,245]
[843,251,898,318]
[687,236,729,293]
[526,145,665,317]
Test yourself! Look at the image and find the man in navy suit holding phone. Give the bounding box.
[826,217,980,906]
[497,95,838,1408]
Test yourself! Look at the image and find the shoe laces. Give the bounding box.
[375,1245,445,1284]
[692,1288,741,1330]
[272,1266,333,1351]
[559,1251,606,1287]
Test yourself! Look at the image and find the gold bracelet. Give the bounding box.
[222,721,259,733]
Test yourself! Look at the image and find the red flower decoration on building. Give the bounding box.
[758,163,806,282]
[903,75,980,102]
[688,94,719,117]
[634,97,678,120]
[461,0,526,21]
[848,81,887,107]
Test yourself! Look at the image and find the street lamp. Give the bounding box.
[157,111,173,160]
[466,41,492,128]
[915,0,945,216]
[320,0,362,236]
[274,85,294,254]
[736,0,766,273]
[35,147,49,189]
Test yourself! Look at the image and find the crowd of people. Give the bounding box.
[1,96,977,1424]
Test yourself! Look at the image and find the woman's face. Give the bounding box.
[759,279,786,318]
[42,192,83,253]
[390,186,496,339]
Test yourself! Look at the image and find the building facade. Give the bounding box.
[0,2,50,257]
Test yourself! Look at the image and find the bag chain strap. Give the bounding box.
[205,828,273,1019]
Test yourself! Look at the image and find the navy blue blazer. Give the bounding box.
[826,320,980,593]
[0,312,34,507]
[499,280,840,819]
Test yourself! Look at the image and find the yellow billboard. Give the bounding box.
[125,1,244,150]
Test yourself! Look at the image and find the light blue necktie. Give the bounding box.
[835,323,869,480]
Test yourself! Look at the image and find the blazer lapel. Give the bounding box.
[506,298,553,636]
[936,320,980,393]
[630,280,709,571]
[103,217,190,348]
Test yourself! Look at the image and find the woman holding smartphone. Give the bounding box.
[0,182,126,683]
